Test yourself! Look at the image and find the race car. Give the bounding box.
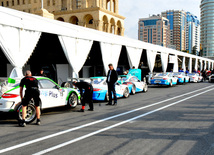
[90,77,130,101]
[187,73,203,82]
[172,72,190,84]
[150,72,177,86]
[0,77,81,123]
[118,75,148,94]
[208,74,214,82]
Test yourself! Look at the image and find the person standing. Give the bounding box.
[19,70,41,127]
[37,69,47,77]
[72,81,93,112]
[106,64,118,106]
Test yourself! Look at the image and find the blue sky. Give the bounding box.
[119,0,201,39]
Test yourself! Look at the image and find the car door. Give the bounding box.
[130,77,144,92]
[38,79,62,108]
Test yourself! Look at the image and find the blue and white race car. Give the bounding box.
[0,77,81,123]
[187,73,203,82]
[172,72,190,84]
[118,75,148,94]
[150,72,177,86]
[90,77,130,101]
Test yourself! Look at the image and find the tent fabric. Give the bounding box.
[160,52,169,73]
[58,35,93,75]
[194,59,198,71]
[126,47,142,69]
[173,55,179,72]
[100,42,122,75]
[146,49,157,72]
[204,61,207,70]
[9,67,23,78]
[182,57,186,72]
[199,59,202,71]
[188,58,192,73]
[208,61,211,71]
[1,6,214,77]
[0,24,41,68]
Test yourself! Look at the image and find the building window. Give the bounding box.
[28,0,31,4]
[53,0,55,5]
[17,0,20,5]
[12,0,14,5]
[6,1,9,6]
[23,0,25,4]
[47,0,50,6]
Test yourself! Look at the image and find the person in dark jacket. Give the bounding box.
[72,81,93,112]
[19,70,41,127]
[106,63,118,106]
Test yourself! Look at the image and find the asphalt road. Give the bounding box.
[1,81,214,155]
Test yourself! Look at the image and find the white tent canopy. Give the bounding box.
[100,42,122,75]
[0,6,214,79]
[161,52,169,73]
[58,36,93,75]
[146,49,157,72]
[126,47,143,69]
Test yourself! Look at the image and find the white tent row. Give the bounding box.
[0,6,213,79]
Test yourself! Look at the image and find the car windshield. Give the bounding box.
[155,73,167,77]
[173,73,179,76]
[118,77,128,83]
[187,73,195,76]
[91,78,105,84]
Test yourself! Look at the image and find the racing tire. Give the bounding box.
[105,92,110,102]
[131,85,136,95]
[17,103,37,124]
[67,92,78,108]
[61,82,71,88]
[123,88,130,98]
[169,80,173,87]
[143,83,148,93]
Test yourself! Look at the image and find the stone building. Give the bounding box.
[0,0,125,36]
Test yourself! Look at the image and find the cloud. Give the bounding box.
[119,0,201,39]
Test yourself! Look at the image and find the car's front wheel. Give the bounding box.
[123,88,130,98]
[67,92,78,108]
[143,83,148,92]
[17,103,37,124]
[131,85,136,95]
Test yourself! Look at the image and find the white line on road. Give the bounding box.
[0,85,213,154]
[33,87,214,155]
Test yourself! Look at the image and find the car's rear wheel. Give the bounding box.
[169,80,173,87]
[17,103,37,124]
[123,88,129,98]
[105,92,110,101]
[131,85,136,95]
[67,92,78,108]
[143,83,148,92]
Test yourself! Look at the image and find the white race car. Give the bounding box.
[90,77,130,101]
[208,74,214,82]
[118,75,148,94]
[0,77,81,123]
[187,73,203,82]
[172,72,190,84]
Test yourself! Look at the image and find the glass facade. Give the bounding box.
[201,0,214,57]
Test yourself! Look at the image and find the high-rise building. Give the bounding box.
[0,0,125,36]
[200,0,214,58]
[138,14,170,47]
[185,12,200,54]
[162,10,186,51]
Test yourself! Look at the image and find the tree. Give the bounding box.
[192,46,197,55]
